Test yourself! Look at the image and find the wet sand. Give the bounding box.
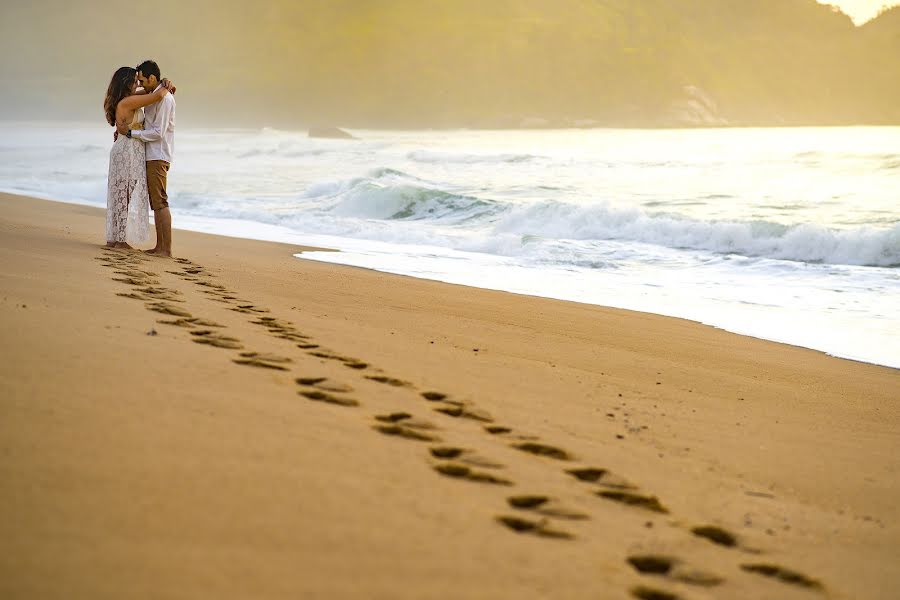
[1,192,898,600]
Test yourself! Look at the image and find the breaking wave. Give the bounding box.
[302,170,900,267]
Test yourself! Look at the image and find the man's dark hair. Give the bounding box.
[136,60,161,80]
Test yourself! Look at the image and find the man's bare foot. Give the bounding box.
[146,249,173,258]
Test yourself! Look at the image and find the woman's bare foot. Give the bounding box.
[113,242,133,250]
[105,241,116,248]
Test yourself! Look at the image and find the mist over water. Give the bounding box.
[1,123,898,367]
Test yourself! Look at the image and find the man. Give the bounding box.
[127,59,176,257]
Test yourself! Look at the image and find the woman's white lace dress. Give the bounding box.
[106,108,150,244]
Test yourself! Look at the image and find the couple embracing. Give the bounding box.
[103,59,176,257]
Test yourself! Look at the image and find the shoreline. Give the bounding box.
[1,192,898,599]
[3,119,899,131]
[4,191,895,370]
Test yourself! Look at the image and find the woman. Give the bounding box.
[103,67,172,248]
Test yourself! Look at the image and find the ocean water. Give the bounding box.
[1,122,898,368]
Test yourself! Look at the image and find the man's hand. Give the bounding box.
[114,120,128,141]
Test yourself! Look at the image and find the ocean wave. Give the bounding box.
[407,150,539,164]
[492,201,900,267]
[329,184,496,221]
[237,147,333,159]
[300,168,499,222]
[296,169,899,266]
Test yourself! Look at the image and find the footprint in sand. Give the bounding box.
[195,281,229,291]
[296,377,354,393]
[429,446,504,468]
[373,413,441,442]
[252,319,315,344]
[230,304,270,314]
[100,251,146,263]
[310,351,343,360]
[157,317,224,329]
[432,462,512,485]
[299,389,359,407]
[507,495,589,520]
[629,585,682,600]
[135,287,185,302]
[511,442,573,461]
[275,331,313,342]
[190,330,244,350]
[418,392,494,422]
[138,286,182,295]
[482,425,539,441]
[627,555,723,587]
[113,276,160,286]
[740,563,823,590]
[690,525,738,548]
[233,352,293,370]
[117,292,148,300]
[251,316,287,327]
[432,402,494,423]
[366,375,412,388]
[114,269,158,278]
[308,350,369,370]
[146,302,192,317]
[495,515,573,540]
[374,424,440,441]
[597,490,668,514]
[251,317,302,332]
[566,467,636,490]
[177,271,211,282]
[374,412,439,430]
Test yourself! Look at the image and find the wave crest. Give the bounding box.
[308,168,499,222]
[494,201,900,267]
[299,168,899,267]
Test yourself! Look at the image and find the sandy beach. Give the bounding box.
[1,192,898,599]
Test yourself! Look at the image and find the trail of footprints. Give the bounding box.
[98,247,825,598]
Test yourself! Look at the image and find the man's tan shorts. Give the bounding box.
[147,160,170,212]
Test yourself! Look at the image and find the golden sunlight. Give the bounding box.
[818,0,899,23]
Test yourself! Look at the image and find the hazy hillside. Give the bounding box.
[1,0,897,128]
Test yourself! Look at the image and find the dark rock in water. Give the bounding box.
[308,126,356,139]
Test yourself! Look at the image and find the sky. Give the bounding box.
[0,0,897,126]
[819,0,899,23]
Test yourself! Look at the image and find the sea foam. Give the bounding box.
[301,168,900,267]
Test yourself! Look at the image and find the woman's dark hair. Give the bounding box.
[136,59,161,80]
[104,66,136,126]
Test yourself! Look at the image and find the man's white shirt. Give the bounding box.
[133,85,175,163]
